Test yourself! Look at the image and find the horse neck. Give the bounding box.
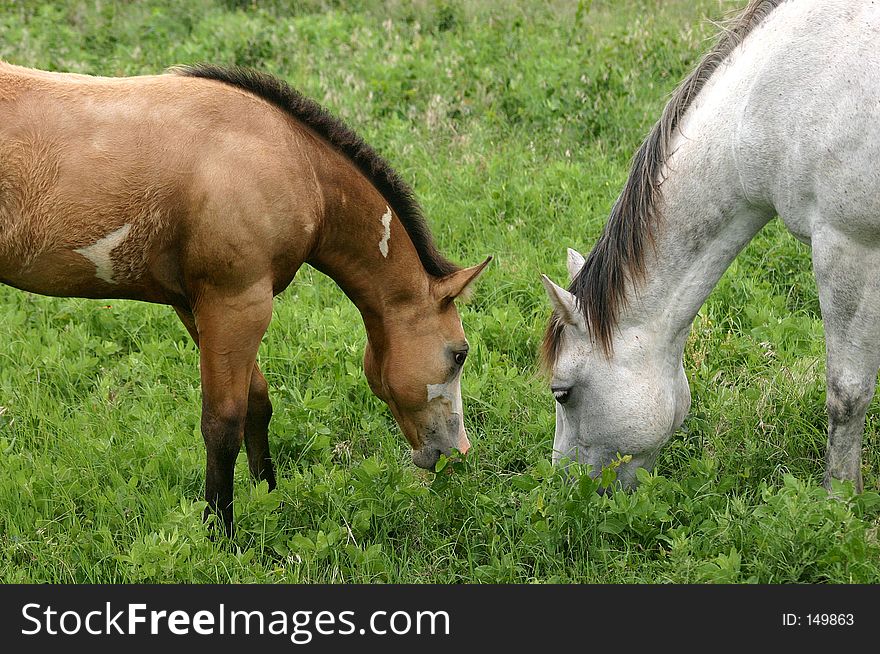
[306,157,431,344]
[618,116,774,365]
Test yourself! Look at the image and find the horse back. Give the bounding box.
[728,1,880,239]
[0,63,321,304]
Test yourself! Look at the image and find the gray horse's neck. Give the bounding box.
[616,113,774,370]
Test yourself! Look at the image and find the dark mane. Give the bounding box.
[542,0,785,368]
[174,64,459,279]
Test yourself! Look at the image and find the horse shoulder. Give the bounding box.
[715,2,880,241]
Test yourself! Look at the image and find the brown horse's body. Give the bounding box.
[0,62,489,533]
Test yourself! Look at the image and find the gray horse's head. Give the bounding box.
[540,248,692,488]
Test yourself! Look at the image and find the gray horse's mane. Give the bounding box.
[542,0,786,367]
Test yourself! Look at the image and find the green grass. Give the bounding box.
[1,0,879,583]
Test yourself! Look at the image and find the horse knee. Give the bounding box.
[826,377,874,425]
[202,399,248,456]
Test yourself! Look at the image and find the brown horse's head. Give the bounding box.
[363,258,491,469]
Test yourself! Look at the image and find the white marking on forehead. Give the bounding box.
[74,223,131,284]
[379,206,392,258]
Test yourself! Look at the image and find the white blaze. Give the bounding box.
[426,373,463,417]
[74,223,132,284]
[379,206,392,258]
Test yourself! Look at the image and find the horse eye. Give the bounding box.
[453,351,468,367]
[553,388,571,405]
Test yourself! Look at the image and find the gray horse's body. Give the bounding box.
[543,0,880,489]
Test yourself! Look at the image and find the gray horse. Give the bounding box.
[542,0,879,491]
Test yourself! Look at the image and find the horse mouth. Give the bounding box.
[411,447,442,470]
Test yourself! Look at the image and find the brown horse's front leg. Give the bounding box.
[174,308,277,494]
[193,285,273,536]
[201,399,246,535]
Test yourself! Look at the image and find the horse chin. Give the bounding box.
[612,451,661,490]
[411,415,469,470]
[411,446,442,470]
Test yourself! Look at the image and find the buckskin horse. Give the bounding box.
[541,0,879,491]
[0,62,490,533]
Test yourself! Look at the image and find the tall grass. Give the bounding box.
[1,0,878,583]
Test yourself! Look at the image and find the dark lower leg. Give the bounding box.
[244,365,276,489]
[202,407,246,536]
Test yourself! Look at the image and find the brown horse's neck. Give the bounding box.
[305,162,432,346]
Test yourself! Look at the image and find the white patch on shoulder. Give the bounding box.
[379,206,392,258]
[74,223,132,284]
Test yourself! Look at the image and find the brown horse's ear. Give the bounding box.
[433,256,492,304]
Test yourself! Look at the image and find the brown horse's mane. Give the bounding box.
[174,64,459,279]
[542,0,785,367]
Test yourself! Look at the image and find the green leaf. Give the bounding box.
[598,518,625,534]
[289,534,315,553]
[512,474,538,491]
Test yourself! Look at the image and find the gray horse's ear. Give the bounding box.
[541,274,583,329]
[567,248,585,282]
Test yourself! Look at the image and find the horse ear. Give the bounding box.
[567,248,585,282]
[433,256,492,303]
[541,274,583,329]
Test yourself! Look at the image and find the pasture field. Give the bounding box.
[1,0,879,583]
